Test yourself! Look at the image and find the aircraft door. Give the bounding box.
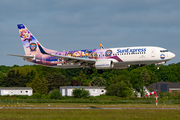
[151,49,155,57]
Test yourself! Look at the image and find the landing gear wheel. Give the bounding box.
[97,69,103,74]
[87,69,93,74]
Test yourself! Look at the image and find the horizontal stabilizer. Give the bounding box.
[6,54,34,59]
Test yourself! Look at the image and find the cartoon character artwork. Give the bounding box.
[73,51,81,57]
[85,50,92,58]
[90,52,97,59]
[19,27,33,46]
[66,52,73,57]
[29,43,37,52]
[81,51,85,58]
[57,58,66,65]
[105,50,112,57]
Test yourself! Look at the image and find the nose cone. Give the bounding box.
[169,52,176,59]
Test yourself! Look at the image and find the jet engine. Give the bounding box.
[113,65,130,69]
[95,60,114,69]
[158,61,166,65]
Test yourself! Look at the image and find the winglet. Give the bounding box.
[100,44,104,49]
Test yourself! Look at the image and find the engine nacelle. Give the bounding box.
[113,65,130,69]
[158,61,166,65]
[95,60,114,69]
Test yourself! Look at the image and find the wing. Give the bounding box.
[37,42,96,67]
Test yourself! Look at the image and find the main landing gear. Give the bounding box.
[86,69,103,74]
[97,69,103,74]
[87,69,93,74]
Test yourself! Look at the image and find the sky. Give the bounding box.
[0,0,180,66]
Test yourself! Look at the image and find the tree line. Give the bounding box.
[0,62,180,97]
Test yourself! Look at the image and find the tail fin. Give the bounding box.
[17,24,42,55]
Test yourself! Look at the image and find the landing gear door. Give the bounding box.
[151,49,155,57]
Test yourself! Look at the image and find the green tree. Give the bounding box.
[32,93,42,99]
[107,74,131,89]
[73,70,91,86]
[27,76,49,94]
[0,71,6,86]
[69,80,83,86]
[107,81,133,97]
[81,89,90,98]
[50,89,62,99]
[26,69,37,83]
[4,69,26,87]
[91,77,106,87]
[3,66,37,87]
[72,89,82,98]
[141,68,150,86]
[46,73,69,91]
[72,89,90,98]
[129,68,143,92]
[0,65,15,73]
[147,70,158,85]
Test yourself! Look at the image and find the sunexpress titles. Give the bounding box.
[117,48,146,53]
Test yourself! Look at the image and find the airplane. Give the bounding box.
[7,24,175,74]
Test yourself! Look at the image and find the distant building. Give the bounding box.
[60,86,106,96]
[148,81,180,95]
[0,87,33,96]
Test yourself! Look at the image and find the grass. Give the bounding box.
[0,103,180,108]
[0,103,179,120]
[0,109,179,120]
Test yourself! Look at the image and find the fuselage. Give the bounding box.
[25,46,175,69]
[8,24,175,70]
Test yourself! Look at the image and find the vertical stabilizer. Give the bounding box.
[17,24,42,55]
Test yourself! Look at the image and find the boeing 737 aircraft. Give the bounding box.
[7,24,175,74]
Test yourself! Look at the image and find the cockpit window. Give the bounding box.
[160,50,168,52]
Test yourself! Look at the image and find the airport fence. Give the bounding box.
[0,99,180,104]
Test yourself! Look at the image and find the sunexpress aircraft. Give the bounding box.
[7,24,175,74]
